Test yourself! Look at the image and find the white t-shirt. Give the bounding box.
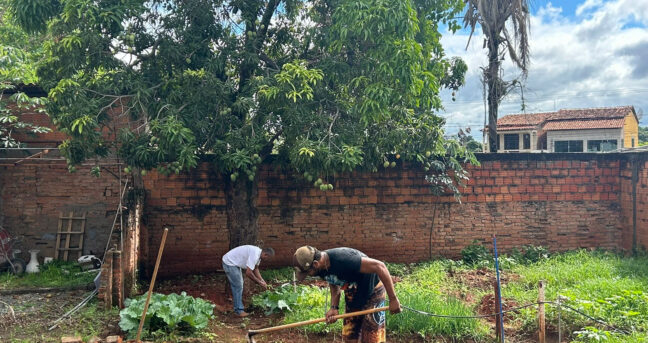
[222,245,262,270]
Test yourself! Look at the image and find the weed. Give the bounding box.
[0,261,96,289]
[260,267,295,283]
[505,250,648,340]
[461,240,491,266]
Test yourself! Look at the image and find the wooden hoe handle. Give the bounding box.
[248,306,389,335]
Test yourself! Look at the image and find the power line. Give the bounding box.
[444,87,648,106]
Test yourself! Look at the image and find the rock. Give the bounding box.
[88,337,102,343]
[105,336,123,343]
[61,337,83,343]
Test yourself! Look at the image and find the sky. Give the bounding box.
[438,0,648,139]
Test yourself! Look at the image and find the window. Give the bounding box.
[523,134,531,150]
[555,140,583,152]
[587,140,617,152]
[504,134,519,150]
[632,138,635,147]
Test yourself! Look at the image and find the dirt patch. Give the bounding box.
[450,267,520,291]
[0,289,120,342]
[152,273,433,342]
[477,294,520,324]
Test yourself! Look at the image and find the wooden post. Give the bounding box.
[538,280,546,343]
[494,281,503,341]
[135,228,169,343]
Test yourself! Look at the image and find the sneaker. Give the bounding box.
[234,311,249,318]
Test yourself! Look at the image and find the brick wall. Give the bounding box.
[141,153,644,278]
[620,159,648,251]
[639,161,648,250]
[0,163,123,261]
[2,152,646,281]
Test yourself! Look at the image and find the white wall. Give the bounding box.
[547,128,623,152]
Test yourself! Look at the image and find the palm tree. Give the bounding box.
[464,0,530,152]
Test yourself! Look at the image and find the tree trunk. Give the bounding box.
[224,174,259,249]
[486,34,501,153]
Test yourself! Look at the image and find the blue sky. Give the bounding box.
[439,0,648,137]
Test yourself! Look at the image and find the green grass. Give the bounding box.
[253,250,648,342]
[502,250,648,340]
[257,261,488,340]
[387,261,488,339]
[0,260,97,289]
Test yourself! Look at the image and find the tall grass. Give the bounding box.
[387,261,488,339]
[503,250,648,337]
[0,260,97,289]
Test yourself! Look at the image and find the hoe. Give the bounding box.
[246,306,388,343]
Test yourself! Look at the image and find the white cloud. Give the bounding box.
[575,0,604,16]
[439,0,648,138]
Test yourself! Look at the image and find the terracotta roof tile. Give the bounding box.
[497,112,553,126]
[543,118,625,130]
[497,106,635,132]
[551,106,633,120]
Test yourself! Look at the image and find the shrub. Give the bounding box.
[510,245,549,265]
[119,292,214,339]
[385,262,415,277]
[461,240,491,266]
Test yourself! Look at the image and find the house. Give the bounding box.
[489,106,639,153]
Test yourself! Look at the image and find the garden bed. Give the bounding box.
[2,249,648,342]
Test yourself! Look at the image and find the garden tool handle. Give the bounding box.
[248,306,389,335]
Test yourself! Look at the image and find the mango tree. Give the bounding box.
[10,0,476,248]
[0,0,50,147]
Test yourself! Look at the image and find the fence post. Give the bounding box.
[492,235,505,343]
[538,280,546,343]
[494,281,503,341]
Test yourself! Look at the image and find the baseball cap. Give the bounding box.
[293,246,317,281]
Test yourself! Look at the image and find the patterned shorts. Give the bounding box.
[342,282,386,343]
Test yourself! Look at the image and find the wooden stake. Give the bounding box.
[494,281,503,341]
[135,227,169,343]
[538,280,546,343]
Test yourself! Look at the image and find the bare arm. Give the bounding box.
[245,267,267,287]
[359,257,402,314]
[325,284,341,323]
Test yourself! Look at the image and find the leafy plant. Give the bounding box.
[510,245,549,265]
[260,267,295,284]
[461,240,491,266]
[119,292,214,339]
[284,285,346,334]
[252,284,303,315]
[574,326,614,342]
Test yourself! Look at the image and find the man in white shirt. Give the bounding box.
[222,245,274,317]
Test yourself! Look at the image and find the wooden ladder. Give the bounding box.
[54,211,86,262]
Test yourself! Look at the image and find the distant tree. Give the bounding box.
[639,126,648,146]
[456,128,483,153]
[463,0,530,153]
[12,0,476,248]
[0,0,50,147]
